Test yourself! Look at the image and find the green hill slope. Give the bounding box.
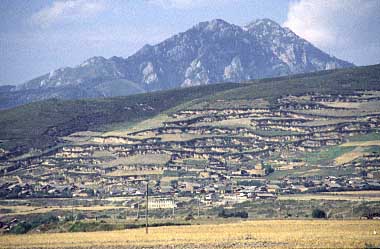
[0,64,379,156]
[0,83,243,154]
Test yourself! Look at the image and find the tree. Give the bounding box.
[312,208,326,219]
[264,165,274,174]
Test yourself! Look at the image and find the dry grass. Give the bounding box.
[191,118,253,129]
[295,101,380,117]
[103,114,173,137]
[108,154,170,166]
[106,170,163,177]
[318,102,362,109]
[325,190,380,196]
[157,133,207,142]
[278,194,380,201]
[1,220,379,248]
[0,205,129,216]
[334,147,365,165]
[340,140,380,147]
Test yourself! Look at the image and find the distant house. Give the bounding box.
[160,186,173,194]
[148,198,176,209]
[199,171,211,178]
[223,194,248,205]
[255,192,276,199]
[267,184,281,193]
[368,171,380,179]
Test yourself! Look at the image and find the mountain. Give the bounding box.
[1,18,354,109]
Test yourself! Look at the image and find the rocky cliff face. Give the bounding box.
[3,18,354,109]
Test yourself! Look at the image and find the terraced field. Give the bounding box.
[41,90,380,177]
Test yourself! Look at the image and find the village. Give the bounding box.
[0,91,380,210]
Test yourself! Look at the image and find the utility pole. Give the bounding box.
[136,203,140,220]
[72,198,75,222]
[172,195,175,219]
[145,181,149,234]
[296,199,299,217]
[197,196,200,218]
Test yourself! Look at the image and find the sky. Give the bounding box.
[0,0,379,85]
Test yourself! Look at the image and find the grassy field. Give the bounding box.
[300,146,355,165]
[0,205,131,216]
[1,220,379,248]
[0,83,240,153]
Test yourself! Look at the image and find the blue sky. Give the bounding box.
[0,0,379,85]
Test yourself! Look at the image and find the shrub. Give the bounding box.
[185,213,194,221]
[10,222,32,234]
[312,208,327,219]
[9,214,59,234]
[218,209,248,219]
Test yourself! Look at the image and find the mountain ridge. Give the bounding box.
[2,18,354,109]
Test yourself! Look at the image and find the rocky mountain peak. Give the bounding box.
[80,56,107,67]
[6,18,354,109]
[244,18,282,30]
[195,19,231,30]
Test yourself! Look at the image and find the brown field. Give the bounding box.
[334,147,365,165]
[157,133,207,142]
[191,118,253,129]
[278,193,380,201]
[318,101,362,109]
[103,114,173,137]
[107,154,170,166]
[340,140,380,147]
[0,205,130,216]
[1,220,379,248]
[326,190,380,196]
[106,169,163,177]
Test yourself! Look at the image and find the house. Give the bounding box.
[160,186,173,194]
[255,192,276,199]
[223,194,248,205]
[203,193,220,204]
[199,171,211,178]
[148,198,176,209]
[368,171,380,179]
[183,182,201,193]
[267,184,281,193]
[248,168,266,177]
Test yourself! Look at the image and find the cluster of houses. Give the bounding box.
[0,92,380,209]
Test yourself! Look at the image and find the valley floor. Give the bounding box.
[1,220,379,249]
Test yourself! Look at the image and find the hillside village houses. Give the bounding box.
[1,92,380,209]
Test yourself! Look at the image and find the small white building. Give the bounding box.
[148,198,177,209]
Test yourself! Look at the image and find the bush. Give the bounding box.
[10,222,32,234]
[185,213,194,221]
[264,165,274,174]
[9,214,59,234]
[312,208,327,219]
[69,222,114,232]
[218,209,248,219]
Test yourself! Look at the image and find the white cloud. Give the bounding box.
[31,0,106,27]
[284,0,380,65]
